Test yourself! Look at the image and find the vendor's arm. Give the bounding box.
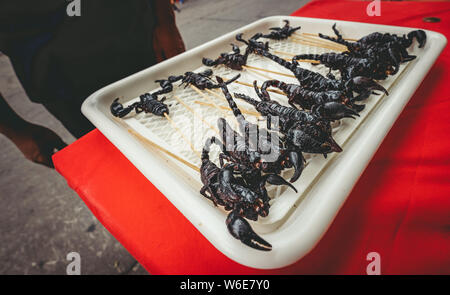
[0,92,67,168]
[153,0,186,62]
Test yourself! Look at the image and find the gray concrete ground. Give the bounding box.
[0,0,308,275]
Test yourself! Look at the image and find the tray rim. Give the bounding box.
[81,16,447,269]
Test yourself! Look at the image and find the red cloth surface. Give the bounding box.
[53,0,450,274]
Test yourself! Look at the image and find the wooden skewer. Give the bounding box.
[298,34,348,50]
[242,65,296,79]
[218,78,286,96]
[112,117,200,172]
[163,112,201,158]
[190,85,228,117]
[128,128,200,172]
[243,66,274,80]
[290,38,346,52]
[173,95,220,135]
[193,100,261,117]
[300,32,358,42]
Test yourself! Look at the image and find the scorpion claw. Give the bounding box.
[110,98,132,118]
[351,103,365,113]
[287,151,305,183]
[408,30,427,48]
[349,76,389,96]
[330,138,343,153]
[264,174,298,193]
[226,211,272,251]
[316,102,360,120]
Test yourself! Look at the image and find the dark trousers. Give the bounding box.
[41,98,95,139]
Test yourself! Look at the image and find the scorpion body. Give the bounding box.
[168,69,241,90]
[233,91,343,156]
[319,24,426,51]
[261,20,301,40]
[259,79,364,115]
[254,49,387,99]
[110,79,177,118]
[292,53,395,81]
[202,43,250,71]
[216,76,306,182]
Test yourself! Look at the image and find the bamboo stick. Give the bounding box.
[163,112,201,158]
[290,38,346,52]
[190,85,228,117]
[173,95,220,135]
[193,100,261,117]
[128,128,200,172]
[243,66,274,80]
[297,34,348,50]
[112,117,200,172]
[242,65,296,79]
[219,79,286,96]
[300,32,358,42]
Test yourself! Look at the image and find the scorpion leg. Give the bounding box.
[332,23,344,41]
[200,185,219,206]
[226,210,272,251]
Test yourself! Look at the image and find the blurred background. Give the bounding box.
[0,0,308,275]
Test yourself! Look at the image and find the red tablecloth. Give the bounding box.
[53,0,450,274]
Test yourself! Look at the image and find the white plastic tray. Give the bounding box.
[81,16,446,269]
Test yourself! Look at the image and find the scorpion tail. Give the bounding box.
[201,137,215,161]
[226,210,272,251]
[233,93,259,107]
[216,76,243,119]
[255,49,295,72]
[235,33,248,45]
[292,54,320,63]
[260,80,287,101]
[224,74,241,85]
